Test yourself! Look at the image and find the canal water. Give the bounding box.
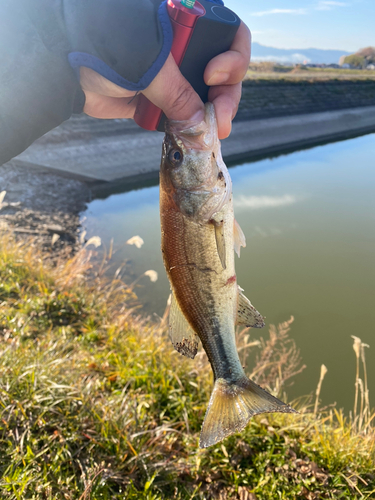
[83,133,375,411]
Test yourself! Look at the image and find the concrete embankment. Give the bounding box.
[8,80,375,192]
[237,79,375,120]
[12,106,375,192]
[2,80,375,251]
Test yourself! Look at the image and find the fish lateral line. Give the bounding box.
[169,263,218,275]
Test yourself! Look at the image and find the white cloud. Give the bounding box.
[251,2,347,17]
[316,1,347,10]
[251,8,307,17]
[251,54,311,64]
[233,194,299,211]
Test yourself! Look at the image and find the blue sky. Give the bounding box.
[224,0,373,52]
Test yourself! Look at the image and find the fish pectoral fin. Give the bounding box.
[236,287,265,328]
[169,292,199,359]
[233,218,246,257]
[214,222,226,269]
[199,377,296,448]
[211,214,226,269]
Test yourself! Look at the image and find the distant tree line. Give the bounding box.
[343,47,375,68]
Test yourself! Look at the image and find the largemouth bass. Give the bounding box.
[160,103,295,448]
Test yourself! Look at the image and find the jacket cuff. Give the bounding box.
[67,0,173,92]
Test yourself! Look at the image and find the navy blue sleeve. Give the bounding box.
[0,0,85,166]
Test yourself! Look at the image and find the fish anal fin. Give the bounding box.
[211,214,226,269]
[236,287,265,328]
[233,218,246,257]
[169,293,199,359]
[199,377,296,448]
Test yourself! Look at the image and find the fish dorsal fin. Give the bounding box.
[169,293,199,359]
[211,213,226,269]
[233,218,246,257]
[236,287,265,328]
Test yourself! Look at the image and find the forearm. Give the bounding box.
[0,0,85,165]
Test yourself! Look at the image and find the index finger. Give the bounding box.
[204,21,251,86]
[142,53,204,122]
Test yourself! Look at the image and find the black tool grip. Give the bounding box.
[157,0,240,131]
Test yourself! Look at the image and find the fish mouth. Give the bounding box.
[165,103,217,152]
[166,115,205,137]
[165,113,210,152]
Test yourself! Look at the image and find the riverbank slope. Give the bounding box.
[0,232,375,500]
[0,232,373,499]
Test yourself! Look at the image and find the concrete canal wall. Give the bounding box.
[8,80,375,190]
[238,80,375,120]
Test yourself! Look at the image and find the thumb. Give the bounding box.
[142,53,205,122]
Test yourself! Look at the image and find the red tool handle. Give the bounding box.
[134,0,205,131]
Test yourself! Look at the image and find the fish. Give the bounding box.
[160,103,295,448]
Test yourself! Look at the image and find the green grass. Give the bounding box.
[0,233,374,499]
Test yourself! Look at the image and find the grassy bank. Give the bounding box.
[0,233,374,499]
[245,62,375,81]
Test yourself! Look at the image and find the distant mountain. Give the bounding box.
[251,42,350,65]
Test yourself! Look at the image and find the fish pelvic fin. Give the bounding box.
[199,377,296,449]
[169,292,199,359]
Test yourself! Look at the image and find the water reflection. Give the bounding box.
[83,133,375,411]
[234,194,300,211]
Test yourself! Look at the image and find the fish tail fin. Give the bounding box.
[199,377,296,448]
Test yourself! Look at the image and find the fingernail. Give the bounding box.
[207,71,230,86]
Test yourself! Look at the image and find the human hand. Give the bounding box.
[81,21,250,140]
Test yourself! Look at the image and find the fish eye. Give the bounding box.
[168,148,183,166]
